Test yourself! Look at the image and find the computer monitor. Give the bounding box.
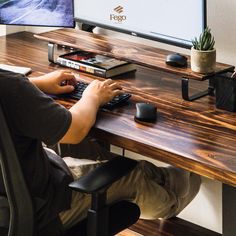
[74,0,206,49]
[0,0,74,27]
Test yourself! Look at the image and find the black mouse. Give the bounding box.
[135,103,157,122]
[166,53,188,67]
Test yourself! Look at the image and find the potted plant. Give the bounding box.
[191,27,216,74]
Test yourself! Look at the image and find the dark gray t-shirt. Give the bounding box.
[0,69,73,230]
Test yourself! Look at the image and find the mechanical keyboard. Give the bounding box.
[60,81,131,109]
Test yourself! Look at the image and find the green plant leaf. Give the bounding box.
[192,26,215,51]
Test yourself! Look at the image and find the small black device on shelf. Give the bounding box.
[59,81,131,109]
[166,53,188,68]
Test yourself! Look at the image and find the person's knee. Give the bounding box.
[189,172,201,195]
[169,173,201,218]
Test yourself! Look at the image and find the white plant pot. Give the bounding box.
[191,47,216,74]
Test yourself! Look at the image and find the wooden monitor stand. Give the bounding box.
[34,28,234,101]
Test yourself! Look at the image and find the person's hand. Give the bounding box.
[60,79,123,144]
[82,79,123,107]
[29,70,77,94]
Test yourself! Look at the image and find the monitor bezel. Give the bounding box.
[75,0,207,49]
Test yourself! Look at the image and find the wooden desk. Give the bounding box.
[1,31,236,236]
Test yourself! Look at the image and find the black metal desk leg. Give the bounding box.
[223,184,236,236]
[181,77,215,101]
[48,42,56,63]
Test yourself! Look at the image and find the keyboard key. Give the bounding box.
[59,81,131,109]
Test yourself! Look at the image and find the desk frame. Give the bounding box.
[181,77,215,101]
[223,184,236,236]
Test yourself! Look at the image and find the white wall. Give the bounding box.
[208,0,236,65]
[24,26,58,33]
[0,25,6,36]
[0,25,56,36]
[1,0,236,233]
[0,25,25,35]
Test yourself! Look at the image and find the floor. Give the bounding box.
[117,229,142,236]
[115,218,221,236]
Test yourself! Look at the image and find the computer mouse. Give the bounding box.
[134,103,157,122]
[166,53,188,68]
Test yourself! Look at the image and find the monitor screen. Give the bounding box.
[74,0,206,48]
[0,0,74,27]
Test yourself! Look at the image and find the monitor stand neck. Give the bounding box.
[81,23,96,33]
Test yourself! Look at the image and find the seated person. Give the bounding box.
[0,69,201,233]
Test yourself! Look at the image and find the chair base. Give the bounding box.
[67,201,140,236]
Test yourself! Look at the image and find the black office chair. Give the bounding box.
[0,104,140,236]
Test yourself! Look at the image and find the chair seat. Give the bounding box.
[66,201,140,236]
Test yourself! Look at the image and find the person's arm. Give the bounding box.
[60,79,122,144]
[29,69,122,144]
[29,70,76,94]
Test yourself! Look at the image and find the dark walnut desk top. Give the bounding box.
[2,32,236,187]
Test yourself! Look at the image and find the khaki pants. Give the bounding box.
[59,139,201,230]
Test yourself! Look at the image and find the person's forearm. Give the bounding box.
[60,95,100,144]
[28,77,45,91]
[59,78,120,144]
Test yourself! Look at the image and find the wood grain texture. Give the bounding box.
[128,218,221,236]
[34,29,234,81]
[2,32,236,187]
[117,229,142,236]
